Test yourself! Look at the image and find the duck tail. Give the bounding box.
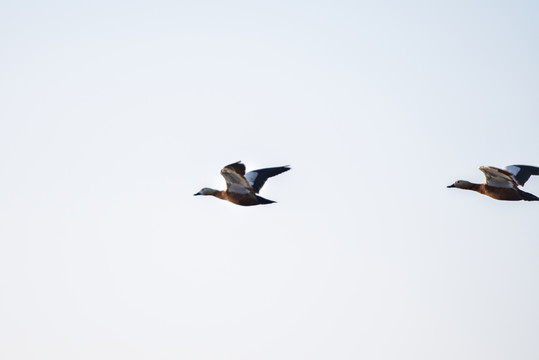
[518,189,539,201]
[255,195,276,205]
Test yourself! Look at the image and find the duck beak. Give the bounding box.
[447,184,455,188]
[194,192,201,196]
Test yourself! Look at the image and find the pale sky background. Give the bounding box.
[1,1,539,359]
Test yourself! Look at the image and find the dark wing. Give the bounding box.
[245,166,291,193]
[220,161,253,194]
[479,166,518,189]
[222,161,246,176]
[505,165,539,186]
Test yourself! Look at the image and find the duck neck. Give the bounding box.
[470,183,486,194]
[211,190,227,200]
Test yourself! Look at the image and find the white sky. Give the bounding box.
[1,1,539,359]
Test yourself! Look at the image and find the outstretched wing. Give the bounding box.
[505,165,539,187]
[479,166,518,189]
[220,161,253,194]
[245,166,291,193]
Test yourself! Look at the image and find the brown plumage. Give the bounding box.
[194,161,290,206]
[447,165,539,201]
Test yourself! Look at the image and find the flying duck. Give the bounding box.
[194,161,290,206]
[447,165,539,201]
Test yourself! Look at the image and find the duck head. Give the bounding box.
[194,187,218,196]
[447,180,474,189]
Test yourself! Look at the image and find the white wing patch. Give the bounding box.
[245,171,258,187]
[479,166,517,189]
[221,167,251,189]
[228,184,251,194]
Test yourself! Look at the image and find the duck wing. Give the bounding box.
[505,165,539,186]
[220,161,253,194]
[479,166,518,188]
[246,166,291,193]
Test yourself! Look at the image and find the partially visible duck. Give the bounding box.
[447,165,539,201]
[194,161,290,206]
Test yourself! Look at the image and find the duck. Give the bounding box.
[194,161,291,206]
[447,165,539,201]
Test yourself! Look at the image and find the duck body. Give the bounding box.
[475,184,537,201]
[195,161,290,206]
[448,165,539,201]
[210,190,275,206]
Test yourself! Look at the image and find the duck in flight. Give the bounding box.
[194,161,291,206]
[447,165,539,201]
